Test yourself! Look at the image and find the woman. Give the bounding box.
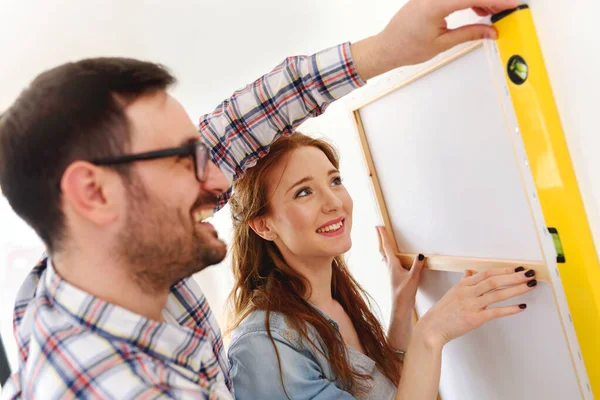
[226,133,537,399]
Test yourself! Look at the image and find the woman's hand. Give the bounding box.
[377,226,424,350]
[416,266,537,348]
[394,262,536,400]
[377,226,424,306]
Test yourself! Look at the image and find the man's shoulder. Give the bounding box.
[13,322,211,399]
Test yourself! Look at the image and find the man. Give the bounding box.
[0,0,517,398]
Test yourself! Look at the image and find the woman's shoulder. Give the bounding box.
[227,310,351,400]
[229,309,303,350]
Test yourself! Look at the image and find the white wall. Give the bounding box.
[1,0,598,378]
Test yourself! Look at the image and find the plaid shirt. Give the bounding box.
[1,42,363,399]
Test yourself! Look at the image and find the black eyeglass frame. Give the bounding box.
[90,140,210,182]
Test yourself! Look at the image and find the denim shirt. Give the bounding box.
[227,309,396,400]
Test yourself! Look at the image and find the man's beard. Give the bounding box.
[116,178,226,293]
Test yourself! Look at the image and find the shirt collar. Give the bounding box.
[43,258,224,380]
[308,302,340,330]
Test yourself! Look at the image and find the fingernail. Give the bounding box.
[515,266,525,272]
[418,253,424,261]
[527,280,538,287]
[484,30,498,40]
[519,304,527,309]
[525,270,535,278]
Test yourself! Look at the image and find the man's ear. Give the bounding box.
[248,217,278,241]
[60,161,120,226]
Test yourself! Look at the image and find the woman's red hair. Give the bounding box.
[227,133,400,396]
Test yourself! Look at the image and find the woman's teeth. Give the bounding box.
[194,209,214,223]
[317,220,343,233]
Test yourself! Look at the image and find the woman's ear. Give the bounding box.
[249,217,278,241]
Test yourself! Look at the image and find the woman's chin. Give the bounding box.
[323,238,352,257]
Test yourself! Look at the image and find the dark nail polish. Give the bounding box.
[527,280,538,287]
[519,304,527,309]
[525,269,535,278]
[515,266,525,272]
[418,253,424,261]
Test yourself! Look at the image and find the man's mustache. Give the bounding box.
[192,193,218,211]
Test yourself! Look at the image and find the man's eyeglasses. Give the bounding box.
[91,139,210,182]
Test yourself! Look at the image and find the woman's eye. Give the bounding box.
[295,187,311,198]
[331,176,343,186]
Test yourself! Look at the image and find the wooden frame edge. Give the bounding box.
[351,67,549,281]
[351,41,483,113]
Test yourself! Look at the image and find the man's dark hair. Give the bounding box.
[0,58,175,253]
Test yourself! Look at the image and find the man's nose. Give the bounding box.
[200,161,230,196]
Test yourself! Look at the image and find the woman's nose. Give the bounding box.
[321,188,343,212]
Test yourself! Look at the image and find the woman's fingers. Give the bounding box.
[461,266,532,286]
[481,303,528,322]
[408,253,426,281]
[421,264,535,345]
[472,6,509,16]
[476,280,537,309]
[376,226,385,259]
[471,268,536,296]
[376,226,396,260]
[472,6,489,16]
